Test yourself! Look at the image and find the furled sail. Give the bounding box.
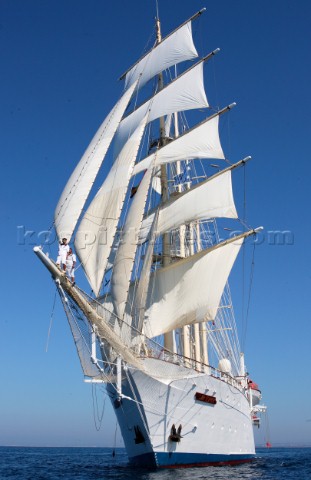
[139,170,237,243]
[123,22,198,90]
[114,62,208,157]
[74,117,147,296]
[54,81,137,241]
[111,168,154,319]
[133,115,224,176]
[143,239,243,338]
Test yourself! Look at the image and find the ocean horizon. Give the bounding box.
[1,444,311,448]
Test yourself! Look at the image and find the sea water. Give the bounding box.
[0,446,310,480]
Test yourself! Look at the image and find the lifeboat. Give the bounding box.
[248,379,262,406]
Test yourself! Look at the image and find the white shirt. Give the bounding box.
[66,253,76,264]
[58,243,70,256]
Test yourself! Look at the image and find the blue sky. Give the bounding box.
[1,0,311,448]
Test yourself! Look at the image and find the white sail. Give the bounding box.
[124,22,198,90]
[74,117,147,296]
[54,81,137,241]
[111,168,154,319]
[114,62,208,157]
[139,170,237,243]
[133,210,160,332]
[143,239,243,338]
[165,114,173,137]
[133,115,224,176]
[151,174,162,195]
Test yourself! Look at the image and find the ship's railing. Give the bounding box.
[141,340,246,393]
[75,286,246,393]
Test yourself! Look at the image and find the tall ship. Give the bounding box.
[34,8,266,468]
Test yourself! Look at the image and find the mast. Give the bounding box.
[173,108,190,361]
[197,219,209,370]
[189,223,201,366]
[155,17,175,353]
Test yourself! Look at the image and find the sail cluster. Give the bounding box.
[54,12,245,347]
[54,81,138,242]
[74,117,148,296]
[114,62,208,158]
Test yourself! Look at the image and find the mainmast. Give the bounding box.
[155,17,175,352]
[155,17,169,215]
[154,13,211,359]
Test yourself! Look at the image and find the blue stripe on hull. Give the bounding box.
[128,452,255,468]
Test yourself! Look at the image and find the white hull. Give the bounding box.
[107,357,255,467]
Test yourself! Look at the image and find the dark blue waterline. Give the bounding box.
[129,450,255,468]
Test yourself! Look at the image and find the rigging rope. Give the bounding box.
[91,383,106,431]
[264,409,271,447]
[45,287,58,352]
[124,368,153,442]
[242,243,256,349]
[237,162,256,355]
[155,0,159,20]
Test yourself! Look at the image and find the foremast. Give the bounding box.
[155,16,176,352]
